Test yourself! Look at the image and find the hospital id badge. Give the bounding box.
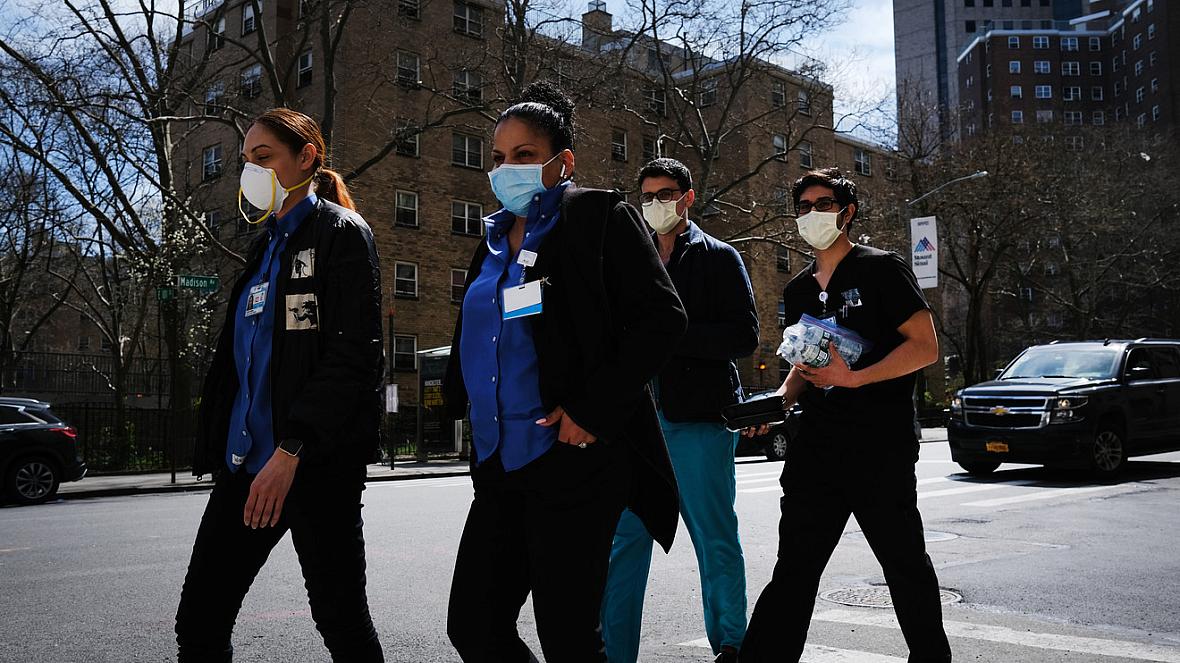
[503,280,543,320]
[245,283,268,317]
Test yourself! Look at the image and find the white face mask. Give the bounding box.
[796,209,849,250]
[238,163,314,224]
[642,194,686,235]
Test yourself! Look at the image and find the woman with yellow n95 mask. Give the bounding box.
[237,162,316,224]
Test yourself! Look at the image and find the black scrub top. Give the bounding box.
[782,244,931,439]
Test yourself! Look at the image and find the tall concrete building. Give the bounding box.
[893,0,1059,147]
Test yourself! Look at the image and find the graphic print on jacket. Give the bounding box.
[286,293,319,330]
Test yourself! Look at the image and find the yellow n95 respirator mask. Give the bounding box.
[237,163,315,224]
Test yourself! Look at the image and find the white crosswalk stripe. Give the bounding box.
[677,638,905,662]
[813,609,1180,663]
[917,479,1037,500]
[962,483,1133,507]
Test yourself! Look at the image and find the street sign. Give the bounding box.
[910,216,939,289]
[156,287,175,302]
[176,274,220,293]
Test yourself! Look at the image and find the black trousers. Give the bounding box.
[447,441,630,663]
[742,435,952,663]
[175,460,383,662]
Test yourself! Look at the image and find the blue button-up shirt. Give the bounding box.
[460,182,567,471]
[225,194,317,473]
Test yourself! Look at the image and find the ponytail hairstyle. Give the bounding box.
[496,81,576,154]
[250,108,357,211]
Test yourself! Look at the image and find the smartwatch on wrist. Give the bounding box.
[277,438,304,458]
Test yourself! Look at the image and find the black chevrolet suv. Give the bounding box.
[948,339,1180,477]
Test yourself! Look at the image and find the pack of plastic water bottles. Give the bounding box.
[777,313,871,368]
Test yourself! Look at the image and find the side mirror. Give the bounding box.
[994,368,1004,379]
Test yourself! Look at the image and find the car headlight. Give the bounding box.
[1049,395,1088,424]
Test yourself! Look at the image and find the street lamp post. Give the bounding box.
[905,170,989,209]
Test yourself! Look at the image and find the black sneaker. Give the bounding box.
[714,647,739,663]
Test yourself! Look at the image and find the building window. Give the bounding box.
[454,1,483,37]
[1065,135,1084,151]
[239,64,262,98]
[776,246,790,273]
[771,80,786,107]
[1009,60,1021,74]
[1064,110,1083,125]
[204,82,224,115]
[966,75,974,88]
[78,335,91,352]
[1064,86,1081,101]
[395,125,419,157]
[452,133,483,169]
[797,89,811,115]
[777,300,787,327]
[1135,60,1144,76]
[242,1,258,35]
[207,16,225,52]
[1092,110,1105,125]
[1133,34,1142,50]
[297,50,313,88]
[1090,61,1102,75]
[1020,287,1034,301]
[986,64,992,78]
[1035,85,1052,98]
[1034,60,1050,74]
[453,70,482,103]
[1148,24,1155,39]
[642,135,660,161]
[1113,56,1120,72]
[1036,109,1053,123]
[395,190,418,228]
[854,149,871,176]
[1012,110,1024,124]
[1150,52,1157,67]
[1010,85,1022,98]
[399,0,420,18]
[1062,61,1080,76]
[1151,78,1159,92]
[1091,86,1104,100]
[394,262,418,298]
[1061,37,1079,51]
[202,145,222,180]
[965,0,974,6]
[1115,79,1123,95]
[1089,37,1102,51]
[451,200,483,236]
[1152,105,1160,121]
[1033,35,1049,49]
[611,129,627,162]
[1134,86,1144,103]
[644,87,666,116]
[799,140,813,168]
[1137,112,1147,127]
[1116,106,1124,120]
[1009,36,1021,48]
[393,335,417,371]
[397,51,420,87]
[646,46,660,70]
[698,78,717,107]
[772,134,788,161]
[965,20,976,33]
[450,269,467,303]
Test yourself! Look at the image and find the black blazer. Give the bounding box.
[443,186,688,551]
[194,199,385,476]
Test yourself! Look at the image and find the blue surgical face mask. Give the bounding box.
[487,152,566,217]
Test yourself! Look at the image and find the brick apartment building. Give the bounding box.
[175,0,896,407]
[957,0,1175,138]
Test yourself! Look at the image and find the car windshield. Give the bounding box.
[1002,346,1121,380]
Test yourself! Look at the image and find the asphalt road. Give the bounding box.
[2,437,1179,662]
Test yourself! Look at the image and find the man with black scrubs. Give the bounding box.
[740,168,952,663]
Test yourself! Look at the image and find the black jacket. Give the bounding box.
[443,186,688,551]
[655,221,758,422]
[193,199,385,476]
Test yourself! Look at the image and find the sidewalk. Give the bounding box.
[57,458,471,501]
[57,429,949,501]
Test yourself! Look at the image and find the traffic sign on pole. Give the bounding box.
[176,274,220,293]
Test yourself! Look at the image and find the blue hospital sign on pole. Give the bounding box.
[910,216,939,289]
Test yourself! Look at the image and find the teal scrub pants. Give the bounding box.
[601,415,748,661]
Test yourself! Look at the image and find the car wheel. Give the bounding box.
[1090,423,1126,476]
[958,461,1000,476]
[764,431,789,461]
[6,457,60,505]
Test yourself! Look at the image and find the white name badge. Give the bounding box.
[503,280,543,320]
[517,250,538,267]
[245,283,268,317]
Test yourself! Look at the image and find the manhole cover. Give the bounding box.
[819,587,962,608]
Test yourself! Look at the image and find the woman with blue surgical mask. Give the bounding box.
[443,81,687,662]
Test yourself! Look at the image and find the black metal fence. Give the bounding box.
[52,403,197,474]
[2,352,169,397]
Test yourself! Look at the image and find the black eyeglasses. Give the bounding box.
[639,188,684,206]
[795,197,841,215]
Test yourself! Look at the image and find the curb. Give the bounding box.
[58,468,472,502]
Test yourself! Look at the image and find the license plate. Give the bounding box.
[985,441,1009,453]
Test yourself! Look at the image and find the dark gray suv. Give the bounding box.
[948,339,1180,477]
[0,398,87,504]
